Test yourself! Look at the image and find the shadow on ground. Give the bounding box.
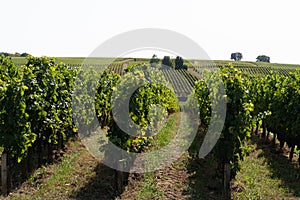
[69,137,130,200]
[186,129,223,200]
[251,136,300,197]
[70,162,126,200]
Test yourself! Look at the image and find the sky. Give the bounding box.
[1,0,300,64]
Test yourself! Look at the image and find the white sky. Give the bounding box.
[1,0,300,64]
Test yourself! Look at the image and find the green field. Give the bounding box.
[11,57,134,66]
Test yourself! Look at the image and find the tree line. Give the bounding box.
[231,52,270,62]
[149,54,188,69]
[0,52,30,57]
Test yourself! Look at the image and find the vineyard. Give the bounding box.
[161,69,198,101]
[0,56,299,199]
[193,63,299,77]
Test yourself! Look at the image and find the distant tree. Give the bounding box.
[256,55,270,62]
[175,56,184,69]
[161,56,172,67]
[149,54,159,66]
[231,52,243,61]
[0,52,9,57]
[21,53,29,57]
[0,52,30,57]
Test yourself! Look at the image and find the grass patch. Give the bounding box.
[135,173,164,200]
[147,112,180,150]
[3,137,115,200]
[232,137,300,199]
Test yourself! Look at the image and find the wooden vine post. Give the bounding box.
[223,163,231,200]
[115,159,124,195]
[1,151,8,195]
